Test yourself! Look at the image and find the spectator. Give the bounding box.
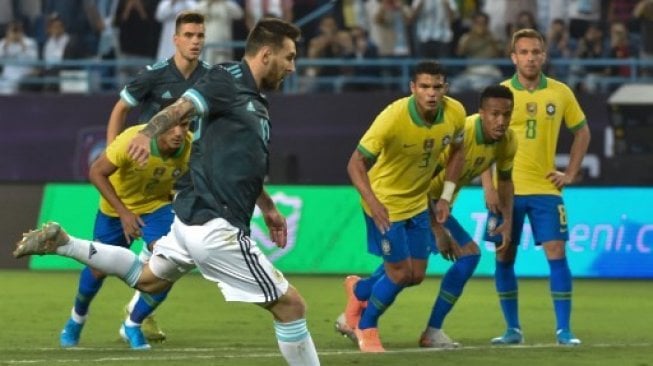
[482,0,536,43]
[43,0,105,57]
[367,0,412,57]
[604,21,637,90]
[410,0,459,58]
[0,21,38,94]
[546,18,574,79]
[244,0,293,30]
[633,0,653,76]
[570,22,607,92]
[155,0,198,61]
[41,14,71,91]
[304,14,353,92]
[567,0,601,40]
[195,0,243,65]
[449,12,503,93]
[344,24,381,91]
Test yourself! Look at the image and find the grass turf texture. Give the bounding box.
[1,271,651,365]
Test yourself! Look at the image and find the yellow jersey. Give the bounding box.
[100,124,191,216]
[429,114,517,203]
[358,95,466,221]
[502,74,586,195]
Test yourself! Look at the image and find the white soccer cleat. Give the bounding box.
[419,328,461,348]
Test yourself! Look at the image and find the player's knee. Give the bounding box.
[495,245,516,261]
[135,265,172,293]
[270,286,306,322]
[460,242,480,256]
[543,240,566,259]
[411,272,426,286]
[386,266,413,286]
[90,268,107,279]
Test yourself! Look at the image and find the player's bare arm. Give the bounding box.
[257,189,288,248]
[547,124,591,189]
[347,149,390,234]
[493,176,514,252]
[128,97,196,165]
[106,99,132,143]
[480,169,500,213]
[89,153,144,241]
[434,141,464,223]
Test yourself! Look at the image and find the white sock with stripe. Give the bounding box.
[55,236,143,287]
[274,319,320,366]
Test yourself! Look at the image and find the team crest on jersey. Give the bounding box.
[172,168,182,177]
[381,238,392,256]
[423,138,435,150]
[546,103,556,116]
[526,102,537,117]
[441,135,451,147]
[153,167,166,177]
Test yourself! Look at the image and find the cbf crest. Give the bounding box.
[381,238,392,256]
[526,102,537,117]
[546,102,556,116]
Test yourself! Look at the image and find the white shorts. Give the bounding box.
[151,216,289,303]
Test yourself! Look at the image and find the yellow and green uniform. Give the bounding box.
[502,74,586,196]
[100,124,191,217]
[429,114,517,203]
[358,95,466,221]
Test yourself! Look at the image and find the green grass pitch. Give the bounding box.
[1,270,651,365]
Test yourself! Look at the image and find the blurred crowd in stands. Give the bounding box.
[1,0,652,94]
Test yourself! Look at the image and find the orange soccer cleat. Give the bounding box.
[354,327,385,353]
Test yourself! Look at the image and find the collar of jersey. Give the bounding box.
[150,136,185,160]
[510,72,547,92]
[475,116,496,145]
[408,96,444,127]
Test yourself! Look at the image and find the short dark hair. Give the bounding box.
[245,18,301,56]
[480,85,514,106]
[411,61,446,82]
[175,11,205,34]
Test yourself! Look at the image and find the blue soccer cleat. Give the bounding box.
[491,328,524,345]
[556,329,581,346]
[120,322,151,350]
[60,318,84,348]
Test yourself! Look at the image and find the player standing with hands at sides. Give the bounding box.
[482,28,590,346]
[338,61,466,353]
[14,18,321,365]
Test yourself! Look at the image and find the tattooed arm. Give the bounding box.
[127,97,196,165]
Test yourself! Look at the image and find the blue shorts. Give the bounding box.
[484,195,569,246]
[365,209,435,263]
[94,204,175,248]
[443,215,474,247]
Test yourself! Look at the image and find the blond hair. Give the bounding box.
[510,28,545,52]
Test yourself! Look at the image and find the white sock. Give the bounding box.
[274,319,320,366]
[127,291,141,314]
[70,307,87,324]
[56,236,143,287]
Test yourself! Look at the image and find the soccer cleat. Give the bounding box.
[13,222,69,258]
[354,327,385,353]
[120,322,151,350]
[60,318,84,348]
[343,275,367,330]
[334,313,357,343]
[556,329,581,346]
[419,328,461,348]
[491,328,524,345]
[123,306,166,342]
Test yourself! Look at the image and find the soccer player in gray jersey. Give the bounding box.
[14,18,320,365]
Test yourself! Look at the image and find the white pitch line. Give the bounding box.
[3,342,652,364]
